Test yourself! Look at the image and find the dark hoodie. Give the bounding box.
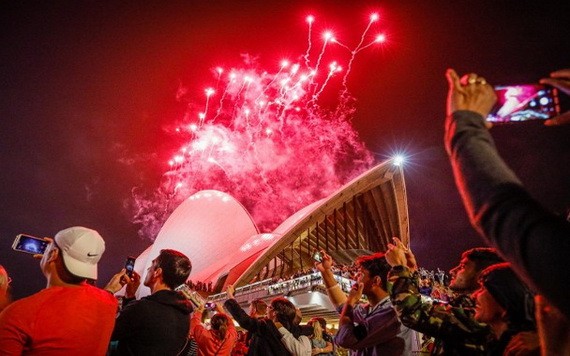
[224,298,290,356]
[111,290,193,356]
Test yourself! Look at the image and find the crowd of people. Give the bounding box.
[0,68,569,355]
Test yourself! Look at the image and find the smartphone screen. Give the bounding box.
[12,234,49,255]
[487,84,560,123]
[125,257,136,278]
[312,251,323,263]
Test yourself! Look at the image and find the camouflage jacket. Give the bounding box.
[388,265,491,355]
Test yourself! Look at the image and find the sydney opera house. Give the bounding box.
[132,158,408,321]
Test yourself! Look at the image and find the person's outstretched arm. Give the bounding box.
[444,69,570,319]
[314,250,347,308]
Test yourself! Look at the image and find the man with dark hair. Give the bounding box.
[386,238,506,355]
[316,250,414,355]
[448,247,505,307]
[224,285,308,355]
[0,226,118,354]
[105,249,193,355]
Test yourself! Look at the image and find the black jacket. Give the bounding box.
[224,298,289,356]
[112,290,193,356]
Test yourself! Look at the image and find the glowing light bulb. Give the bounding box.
[265,128,273,135]
[189,123,198,132]
[393,155,405,166]
[306,15,315,24]
[281,60,290,68]
[323,31,333,41]
[216,67,223,74]
[174,155,184,163]
[370,13,379,22]
[205,88,215,97]
[198,112,206,119]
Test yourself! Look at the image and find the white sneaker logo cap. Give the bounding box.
[54,226,105,280]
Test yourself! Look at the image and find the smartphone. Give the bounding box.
[12,234,49,255]
[487,84,560,123]
[125,256,136,278]
[204,302,217,310]
[312,251,323,263]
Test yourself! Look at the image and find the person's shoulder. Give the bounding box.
[0,289,51,319]
[85,284,119,305]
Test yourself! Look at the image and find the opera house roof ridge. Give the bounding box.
[133,158,408,296]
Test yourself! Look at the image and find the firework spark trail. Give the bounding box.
[313,62,342,99]
[303,15,314,68]
[340,13,379,95]
[310,31,332,94]
[129,12,387,240]
[203,88,215,120]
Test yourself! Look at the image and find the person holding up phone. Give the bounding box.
[444,69,570,354]
[105,249,193,356]
[540,68,570,126]
[190,301,238,356]
[0,226,118,354]
[445,68,570,318]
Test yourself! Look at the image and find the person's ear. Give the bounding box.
[373,276,381,286]
[47,246,59,263]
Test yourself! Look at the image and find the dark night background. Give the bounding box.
[1,1,569,300]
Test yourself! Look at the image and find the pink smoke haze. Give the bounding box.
[130,12,387,239]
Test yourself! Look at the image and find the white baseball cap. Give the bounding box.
[54,226,105,280]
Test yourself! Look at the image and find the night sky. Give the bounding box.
[1,1,569,300]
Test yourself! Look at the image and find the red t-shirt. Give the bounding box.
[0,283,117,355]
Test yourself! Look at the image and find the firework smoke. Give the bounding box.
[129,13,386,239]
